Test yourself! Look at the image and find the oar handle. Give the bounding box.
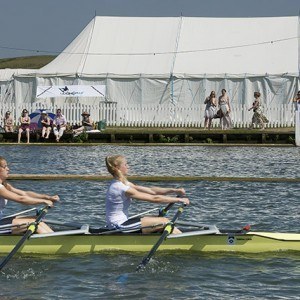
[158,202,174,217]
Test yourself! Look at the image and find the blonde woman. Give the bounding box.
[0,156,59,234]
[105,155,190,234]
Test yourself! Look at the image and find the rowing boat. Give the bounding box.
[0,224,299,255]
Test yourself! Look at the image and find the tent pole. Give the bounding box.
[170,15,183,105]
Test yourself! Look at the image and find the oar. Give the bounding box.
[136,203,185,271]
[158,202,174,217]
[0,205,50,271]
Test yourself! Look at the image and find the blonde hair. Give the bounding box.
[105,155,127,184]
[0,156,8,186]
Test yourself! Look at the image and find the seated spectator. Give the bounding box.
[52,109,67,142]
[292,90,300,111]
[41,111,52,139]
[18,109,31,143]
[3,111,14,132]
[73,111,94,136]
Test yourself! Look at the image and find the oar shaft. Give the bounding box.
[0,229,33,270]
[0,206,49,271]
[128,207,160,219]
[136,204,185,271]
[2,207,37,219]
[175,221,209,228]
[158,202,174,217]
[44,219,84,229]
[137,226,171,271]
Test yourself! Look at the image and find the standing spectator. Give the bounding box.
[292,90,300,111]
[18,109,31,143]
[41,111,52,139]
[3,111,14,132]
[218,89,232,130]
[248,91,269,130]
[204,91,217,130]
[53,109,67,142]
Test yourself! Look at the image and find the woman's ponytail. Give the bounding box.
[105,155,127,184]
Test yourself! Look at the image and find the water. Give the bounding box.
[0,145,299,178]
[0,145,299,299]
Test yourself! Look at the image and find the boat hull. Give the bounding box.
[0,231,299,255]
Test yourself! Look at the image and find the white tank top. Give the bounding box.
[0,184,8,219]
[105,179,131,228]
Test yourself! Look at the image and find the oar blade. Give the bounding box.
[136,230,169,271]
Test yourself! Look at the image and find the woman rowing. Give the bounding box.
[0,156,59,234]
[105,155,190,234]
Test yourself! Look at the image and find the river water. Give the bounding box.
[0,145,299,299]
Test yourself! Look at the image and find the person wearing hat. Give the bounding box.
[73,111,94,136]
[3,111,14,133]
[41,111,51,139]
[18,109,31,143]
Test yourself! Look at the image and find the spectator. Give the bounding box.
[41,111,52,139]
[292,90,300,111]
[18,109,30,143]
[73,111,93,136]
[53,109,67,142]
[204,91,217,130]
[218,89,232,130]
[248,91,269,130]
[3,111,14,133]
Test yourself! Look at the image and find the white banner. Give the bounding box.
[36,85,106,98]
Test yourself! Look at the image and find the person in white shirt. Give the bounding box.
[105,155,190,234]
[53,109,67,142]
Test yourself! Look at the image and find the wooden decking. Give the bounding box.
[0,127,296,146]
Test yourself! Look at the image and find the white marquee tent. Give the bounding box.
[0,68,36,103]
[5,16,300,125]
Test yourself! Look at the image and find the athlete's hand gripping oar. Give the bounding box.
[158,192,185,217]
[136,203,186,271]
[0,205,50,271]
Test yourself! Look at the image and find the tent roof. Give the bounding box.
[0,68,37,81]
[38,16,299,77]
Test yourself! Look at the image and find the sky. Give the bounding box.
[0,0,299,59]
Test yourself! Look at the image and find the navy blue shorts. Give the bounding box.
[0,216,14,234]
[119,217,142,233]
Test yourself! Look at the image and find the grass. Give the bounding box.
[0,55,56,69]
